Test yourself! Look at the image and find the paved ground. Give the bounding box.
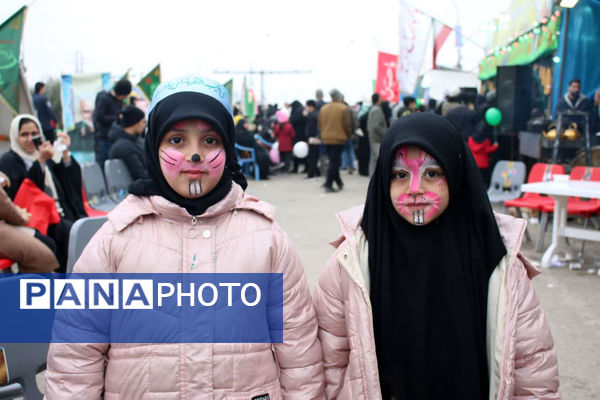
[248,170,600,400]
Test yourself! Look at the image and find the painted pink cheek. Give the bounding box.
[396,194,414,217]
[422,192,441,219]
[160,148,185,180]
[205,149,226,178]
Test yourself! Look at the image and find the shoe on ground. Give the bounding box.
[324,186,338,193]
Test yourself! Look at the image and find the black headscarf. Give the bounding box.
[361,113,506,399]
[129,91,247,215]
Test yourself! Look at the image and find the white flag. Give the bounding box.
[397,2,431,95]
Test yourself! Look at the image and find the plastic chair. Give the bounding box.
[66,216,108,273]
[104,159,133,202]
[504,163,565,244]
[254,134,274,149]
[0,275,48,399]
[81,163,116,212]
[504,163,565,212]
[487,161,526,204]
[234,143,260,181]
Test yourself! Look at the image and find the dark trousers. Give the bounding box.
[95,137,112,169]
[280,151,292,172]
[47,219,73,273]
[307,145,321,178]
[325,144,344,188]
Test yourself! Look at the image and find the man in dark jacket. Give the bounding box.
[32,82,58,143]
[108,105,147,180]
[93,79,132,167]
[555,79,594,140]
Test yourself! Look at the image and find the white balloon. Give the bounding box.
[293,141,309,159]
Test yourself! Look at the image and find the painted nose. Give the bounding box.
[409,176,423,195]
[191,153,201,163]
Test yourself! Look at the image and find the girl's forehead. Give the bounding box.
[170,119,213,131]
[393,145,438,164]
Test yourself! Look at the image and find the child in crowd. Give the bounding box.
[274,111,295,172]
[45,76,324,399]
[313,113,559,399]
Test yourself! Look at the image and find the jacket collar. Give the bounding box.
[331,205,539,278]
[108,183,275,232]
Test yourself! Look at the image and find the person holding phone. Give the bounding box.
[0,114,87,271]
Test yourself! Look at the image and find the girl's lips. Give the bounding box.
[182,170,206,178]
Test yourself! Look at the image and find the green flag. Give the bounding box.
[243,77,256,123]
[0,6,26,114]
[137,64,161,101]
[223,79,233,109]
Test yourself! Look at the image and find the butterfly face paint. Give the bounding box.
[158,119,225,199]
[389,145,449,226]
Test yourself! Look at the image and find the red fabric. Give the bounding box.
[467,137,498,168]
[0,258,13,270]
[13,178,61,235]
[375,52,399,102]
[433,23,452,69]
[505,163,565,210]
[274,122,295,152]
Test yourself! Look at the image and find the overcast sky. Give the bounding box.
[3,0,512,105]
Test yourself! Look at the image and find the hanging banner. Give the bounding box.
[375,52,399,103]
[61,73,111,162]
[0,7,26,115]
[397,2,431,95]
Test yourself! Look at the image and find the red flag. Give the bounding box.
[375,52,399,103]
[433,24,452,69]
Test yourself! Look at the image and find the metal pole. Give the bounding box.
[557,8,570,108]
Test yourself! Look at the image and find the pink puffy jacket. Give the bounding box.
[45,184,325,400]
[313,206,559,400]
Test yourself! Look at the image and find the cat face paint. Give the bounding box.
[389,145,449,226]
[158,119,225,199]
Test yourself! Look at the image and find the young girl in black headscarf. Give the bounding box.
[45,76,324,399]
[314,113,559,399]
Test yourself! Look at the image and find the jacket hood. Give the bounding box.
[108,183,275,232]
[331,205,540,278]
[108,123,134,142]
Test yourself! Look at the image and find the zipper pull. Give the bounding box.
[187,215,199,238]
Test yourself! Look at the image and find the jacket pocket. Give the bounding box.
[225,380,283,400]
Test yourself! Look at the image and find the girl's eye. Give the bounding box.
[425,170,443,178]
[169,137,183,145]
[205,137,220,145]
[392,171,408,180]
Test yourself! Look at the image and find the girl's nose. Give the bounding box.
[191,154,201,163]
[409,176,422,194]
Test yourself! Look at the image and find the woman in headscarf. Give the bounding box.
[0,114,86,271]
[45,76,324,399]
[313,113,559,399]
